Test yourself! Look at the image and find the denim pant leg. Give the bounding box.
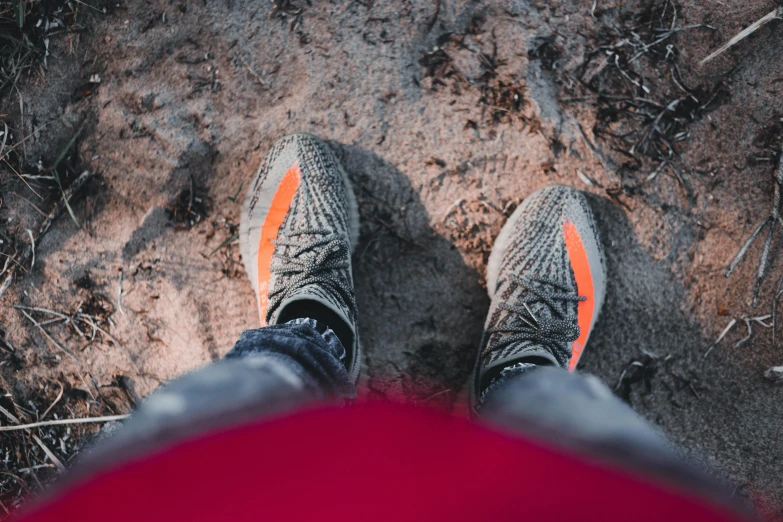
[478,366,727,502]
[82,320,353,471]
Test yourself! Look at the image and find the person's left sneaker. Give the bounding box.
[239,133,361,383]
[471,185,606,409]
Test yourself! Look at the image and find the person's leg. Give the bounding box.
[476,365,737,505]
[89,318,353,461]
[477,365,684,472]
[84,134,362,468]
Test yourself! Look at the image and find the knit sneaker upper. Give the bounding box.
[240,133,360,381]
[473,185,606,402]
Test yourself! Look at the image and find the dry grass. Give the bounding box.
[0,0,122,514]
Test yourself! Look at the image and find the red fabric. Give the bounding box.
[17,403,747,522]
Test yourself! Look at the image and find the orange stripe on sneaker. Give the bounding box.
[256,162,302,325]
[563,219,595,371]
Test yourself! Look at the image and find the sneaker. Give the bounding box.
[472,185,606,407]
[239,133,361,383]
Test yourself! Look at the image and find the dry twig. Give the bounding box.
[725,156,783,305]
[700,7,782,65]
[764,365,783,384]
[19,310,78,361]
[0,415,129,432]
[703,318,737,358]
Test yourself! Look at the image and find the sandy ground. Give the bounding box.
[1,0,783,516]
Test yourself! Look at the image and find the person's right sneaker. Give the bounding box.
[471,185,606,409]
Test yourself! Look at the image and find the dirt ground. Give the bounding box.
[1,0,783,516]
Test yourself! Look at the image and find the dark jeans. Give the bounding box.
[87,320,722,503]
